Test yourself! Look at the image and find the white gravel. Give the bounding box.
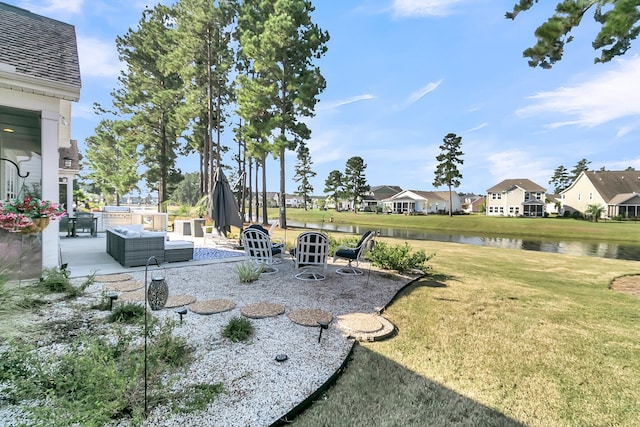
[1,259,413,427]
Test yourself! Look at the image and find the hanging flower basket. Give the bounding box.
[0,197,65,234]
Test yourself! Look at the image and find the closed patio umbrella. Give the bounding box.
[210,167,243,236]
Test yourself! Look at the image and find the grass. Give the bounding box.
[271,208,640,243]
[292,238,640,426]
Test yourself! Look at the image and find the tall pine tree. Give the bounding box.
[433,133,464,217]
[237,0,329,228]
[113,4,184,211]
[293,143,316,210]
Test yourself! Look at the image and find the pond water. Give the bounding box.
[286,221,640,262]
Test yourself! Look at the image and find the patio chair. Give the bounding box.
[333,230,375,275]
[293,231,329,281]
[72,212,97,237]
[240,227,282,273]
[247,223,285,260]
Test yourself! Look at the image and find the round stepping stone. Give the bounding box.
[336,312,383,333]
[96,273,133,283]
[190,299,236,315]
[336,313,396,342]
[165,295,197,308]
[104,280,144,292]
[119,289,145,302]
[241,302,285,319]
[288,309,333,326]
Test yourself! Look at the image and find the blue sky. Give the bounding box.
[6,0,640,195]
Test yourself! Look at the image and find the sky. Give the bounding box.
[5,0,640,196]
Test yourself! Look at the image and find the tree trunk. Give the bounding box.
[262,156,268,226]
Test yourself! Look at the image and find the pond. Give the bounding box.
[286,221,640,262]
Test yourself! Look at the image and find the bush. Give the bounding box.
[0,319,192,426]
[222,316,254,342]
[367,241,434,273]
[108,302,146,323]
[236,262,263,283]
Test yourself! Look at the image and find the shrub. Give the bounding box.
[222,316,254,342]
[108,302,146,323]
[236,262,263,283]
[367,241,434,273]
[0,319,192,426]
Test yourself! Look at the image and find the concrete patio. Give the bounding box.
[58,230,246,278]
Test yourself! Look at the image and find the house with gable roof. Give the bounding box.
[1,2,81,273]
[486,179,546,217]
[560,170,640,219]
[383,190,462,214]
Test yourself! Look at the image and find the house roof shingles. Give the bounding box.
[487,179,546,193]
[0,2,81,90]
[583,171,640,203]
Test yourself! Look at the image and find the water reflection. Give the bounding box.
[287,221,640,261]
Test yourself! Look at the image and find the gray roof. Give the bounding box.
[583,171,640,202]
[0,2,81,90]
[487,179,546,193]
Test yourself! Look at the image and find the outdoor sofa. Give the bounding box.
[106,224,194,267]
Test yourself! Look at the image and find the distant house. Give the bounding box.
[383,190,462,214]
[560,170,640,219]
[1,3,81,271]
[486,179,546,217]
[460,193,485,213]
[545,194,561,216]
[360,185,403,211]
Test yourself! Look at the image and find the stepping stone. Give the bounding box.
[104,280,143,292]
[96,273,133,283]
[165,295,197,308]
[336,312,396,342]
[241,302,285,319]
[190,299,236,315]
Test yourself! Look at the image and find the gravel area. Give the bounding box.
[1,259,415,427]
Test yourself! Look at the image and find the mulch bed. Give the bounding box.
[611,275,640,298]
[190,299,236,315]
[240,302,285,319]
[287,309,333,326]
[95,273,133,283]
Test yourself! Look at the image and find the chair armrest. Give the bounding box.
[271,237,285,247]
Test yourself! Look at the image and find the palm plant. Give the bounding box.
[585,204,605,222]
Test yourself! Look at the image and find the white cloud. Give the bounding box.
[19,0,83,15]
[409,80,442,103]
[77,37,122,78]
[517,55,640,129]
[487,150,552,188]
[465,122,488,133]
[390,0,467,17]
[318,94,375,111]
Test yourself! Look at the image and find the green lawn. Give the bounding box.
[289,237,640,426]
[268,208,640,243]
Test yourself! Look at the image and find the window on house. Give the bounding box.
[4,166,17,199]
[577,193,582,201]
[524,193,530,201]
[536,193,542,200]
[589,192,593,200]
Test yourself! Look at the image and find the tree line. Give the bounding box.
[83,0,328,229]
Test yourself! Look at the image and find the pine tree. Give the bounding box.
[506,1,640,68]
[113,4,184,211]
[293,143,316,210]
[343,156,369,213]
[236,0,329,228]
[324,170,344,212]
[84,119,139,206]
[433,133,464,217]
[549,165,571,193]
